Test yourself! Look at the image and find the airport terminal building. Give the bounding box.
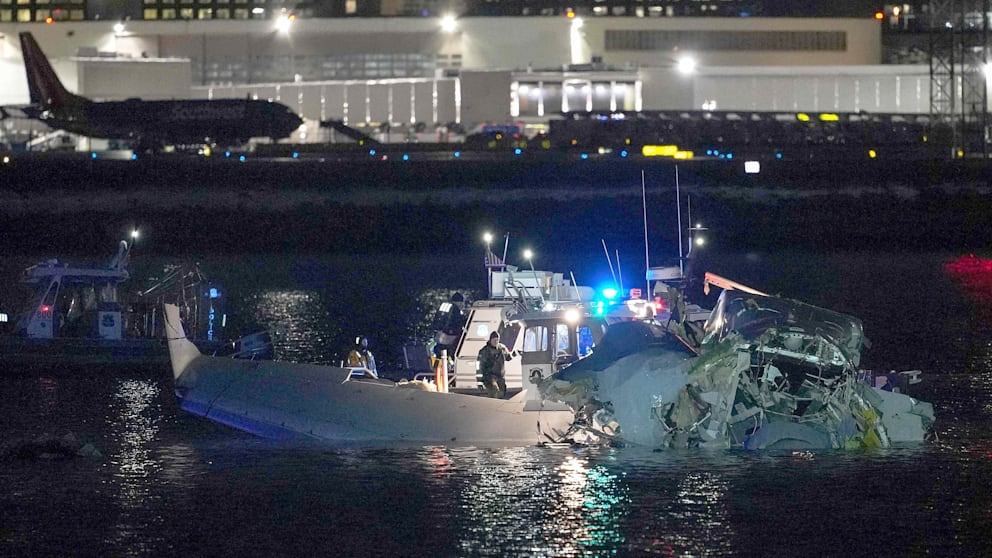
[0,1,944,144]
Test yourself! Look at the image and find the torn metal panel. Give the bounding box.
[539,289,935,450]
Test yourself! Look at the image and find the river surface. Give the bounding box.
[2,251,992,556]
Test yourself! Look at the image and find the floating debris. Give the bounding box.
[0,432,103,460]
[540,290,935,450]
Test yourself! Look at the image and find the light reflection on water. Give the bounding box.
[108,379,163,555]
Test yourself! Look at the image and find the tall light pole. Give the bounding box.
[523,249,545,306]
[483,231,494,297]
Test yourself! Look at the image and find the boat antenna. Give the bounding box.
[615,249,624,294]
[686,193,694,261]
[601,239,617,286]
[676,165,684,277]
[569,271,581,302]
[641,169,651,297]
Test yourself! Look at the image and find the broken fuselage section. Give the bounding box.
[539,290,935,450]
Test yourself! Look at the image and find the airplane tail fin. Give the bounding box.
[19,32,81,110]
[163,304,202,381]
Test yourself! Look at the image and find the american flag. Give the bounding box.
[484,249,505,269]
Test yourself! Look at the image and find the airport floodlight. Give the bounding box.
[275,13,294,34]
[523,249,533,261]
[695,237,705,247]
[676,55,697,75]
[440,13,458,33]
[113,22,125,35]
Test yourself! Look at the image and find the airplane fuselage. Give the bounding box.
[42,98,303,146]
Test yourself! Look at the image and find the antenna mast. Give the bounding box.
[676,165,684,277]
[641,169,651,297]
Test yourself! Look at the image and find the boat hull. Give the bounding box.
[176,355,574,444]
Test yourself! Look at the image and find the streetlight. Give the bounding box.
[676,55,697,75]
[483,231,494,245]
[440,13,458,33]
[130,229,140,241]
[275,13,294,35]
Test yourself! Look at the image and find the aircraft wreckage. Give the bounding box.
[538,274,935,450]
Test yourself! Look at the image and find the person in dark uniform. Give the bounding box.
[477,331,516,398]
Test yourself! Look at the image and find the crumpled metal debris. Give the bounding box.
[539,291,935,450]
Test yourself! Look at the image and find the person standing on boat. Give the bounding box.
[346,336,378,377]
[477,331,515,398]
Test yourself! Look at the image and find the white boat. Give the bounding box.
[163,236,670,443]
[164,303,575,443]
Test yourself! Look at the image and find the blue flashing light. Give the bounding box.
[620,149,628,158]
[727,153,734,160]
[402,153,410,161]
[514,148,522,155]
[292,151,299,159]
[580,152,589,160]
[209,287,220,299]
[239,155,246,162]
[602,287,618,300]
[453,151,461,158]
[225,151,231,158]
[593,301,606,316]
[90,152,97,160]
[369,149,377,156]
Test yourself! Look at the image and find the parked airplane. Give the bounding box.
[17,32,303,150]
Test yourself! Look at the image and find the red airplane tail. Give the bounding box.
[19,32,85,110]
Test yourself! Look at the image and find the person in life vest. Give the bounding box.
[477,331,517,398]
[346,336,377,377]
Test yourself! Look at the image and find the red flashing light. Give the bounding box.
[874,11,884,21]
[653,297,667,312]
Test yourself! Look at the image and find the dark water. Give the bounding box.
[3,251,992,556]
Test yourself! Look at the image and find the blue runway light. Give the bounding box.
[239,155,246,162]
[580,153,589,160]
[453,151,461,158]
[209,287,220,299]
[514,148,522,155]
[90,152,97,160]
[369,149,376,156]
[402,153,410,161]
[620,149,628,158]
[292,151,299,159]
[775,152,783,160]
[706,149,713,156]
[225,151,231,158]
[727,153,734,160]
[130,153,138,161]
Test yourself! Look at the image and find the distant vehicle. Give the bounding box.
[17,32,303,151]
